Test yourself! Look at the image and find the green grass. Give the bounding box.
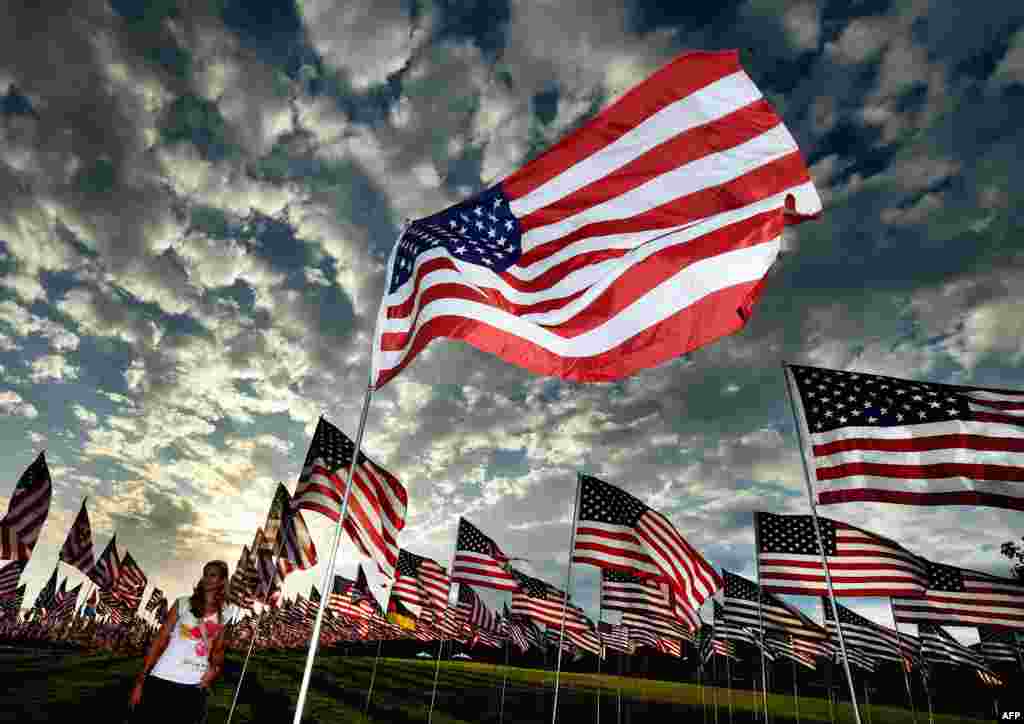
[0,648,991,724]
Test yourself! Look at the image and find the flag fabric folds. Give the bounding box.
[451,518,518,591]
[919,623,991,672]
[0,560,26,599]
[755,511,929,597]
[145,588,165,614]
[510,568,587,631]
[601,568,700,633]
[58,499,96,574]
[598,621,633,655]
[371,50,822,388]
[114,552,147,611]
[275,495,319,579]
[572,475,721,613]
[0,452,52,561]
[88,535,121,590]
[977,626,1021,664]
[293,417,407,580]
[33,565,58,612]
[786,364,1024,511]
[720,570,827,640]
[822,599,918,665]
[892,560,1024,629]
[392,548,451,613]
[0,584,25,617]
[457,583,498,632]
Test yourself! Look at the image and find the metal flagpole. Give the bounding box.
[228,499,298,724]
[827,660,835,724]
[753,521,770,724]
[551,473,584,724]
[889,598,918,724]
[498,634,510,723]
[922,667,934,724]
[712,650,720,724]
[863,677,872,724]
[365,636,384,712]
[792,658,800,724]
[700,660,707,724]
[725,649,734,724]
[596,599,603,724]
[428,533,461,724]
[292,384,375,724]
[617,643,623,724]
[782,364,863,724]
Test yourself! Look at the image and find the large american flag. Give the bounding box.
[0,452,52,561]
[755,511,929,597]
[371,50,821,389]
[58,499,95,574]
[227,544,258,611]
[786,365,1024,510]
[510,568,588,631]
[392,548,451,613]
[892,559,1024,629]
[451,517,518,591]
[919,623,990,672]
[0,560,25,599]
[573,475,721,612]
[720,570,827,640]
[293,417,407,579]
[822,599,919,666]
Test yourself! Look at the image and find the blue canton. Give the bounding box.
[388,185,522,294]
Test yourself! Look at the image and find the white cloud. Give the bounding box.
[29,353,79,383]
[0,389,38,418]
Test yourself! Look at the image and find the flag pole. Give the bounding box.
[498,632,510,723]
[292,384,375,724]
[365,636,384,712]
[596,597,603,724]
[551,472,584,724]
[792,658,799,724]
[753,519,770,724]
[712,649,720,724]
[863,676,872,724]
[725,648,734,724]
[921,667,934,724]
[428,534,461,724]
[782,363,863,724]
[888,598,918,724]
[228,508,296,724]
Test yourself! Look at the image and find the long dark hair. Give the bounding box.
[189,560,229,621]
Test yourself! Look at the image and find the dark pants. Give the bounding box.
[135,674,208,724]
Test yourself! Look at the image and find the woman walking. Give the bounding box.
[129,560,232,723]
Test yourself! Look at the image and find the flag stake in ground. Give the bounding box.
[292,384,374,724]
[551,472,583,724]
[783,363,863,724]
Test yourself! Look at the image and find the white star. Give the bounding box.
[455,245,467,254]
[493,197,503,208]
[476,221,484,230]
[474,206,484,216]
[504,219,513,230]
[482,257,493,265]
[487,228,496,238]
[839,415,849,424]
[867,416,878,423]
[449,220,457,229]
[497,237,507,246]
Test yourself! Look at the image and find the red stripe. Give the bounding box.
[760,557,922,572]
[816,462,1024,482]
[376,275,762,387]
[968,398,1024,411]
[971,411,1024,426]
[518,99,778,232]
[815,434,1024,456]
[818,488,1024,510]
[502,51,742,199]
[518,152,806,268]
[573,542,656,564]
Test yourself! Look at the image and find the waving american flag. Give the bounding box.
[372,50,821,388]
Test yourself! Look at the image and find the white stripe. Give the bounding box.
[519,124,797,252]
[966,391,1024,402]
[815,447,1024,468]
[509,71,763,218]
[815,476,1024,496]
[759,551,925,571]
[969,401,1024,417]
[377,240,778,372]
[809,419,1024,444]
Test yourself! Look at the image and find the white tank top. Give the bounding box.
[150,597,226,685]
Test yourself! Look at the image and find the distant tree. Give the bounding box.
[1000,538,1024,581]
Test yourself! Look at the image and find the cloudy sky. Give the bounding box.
[2,0,1023,644]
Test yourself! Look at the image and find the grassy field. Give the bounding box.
[0,646,992,724]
